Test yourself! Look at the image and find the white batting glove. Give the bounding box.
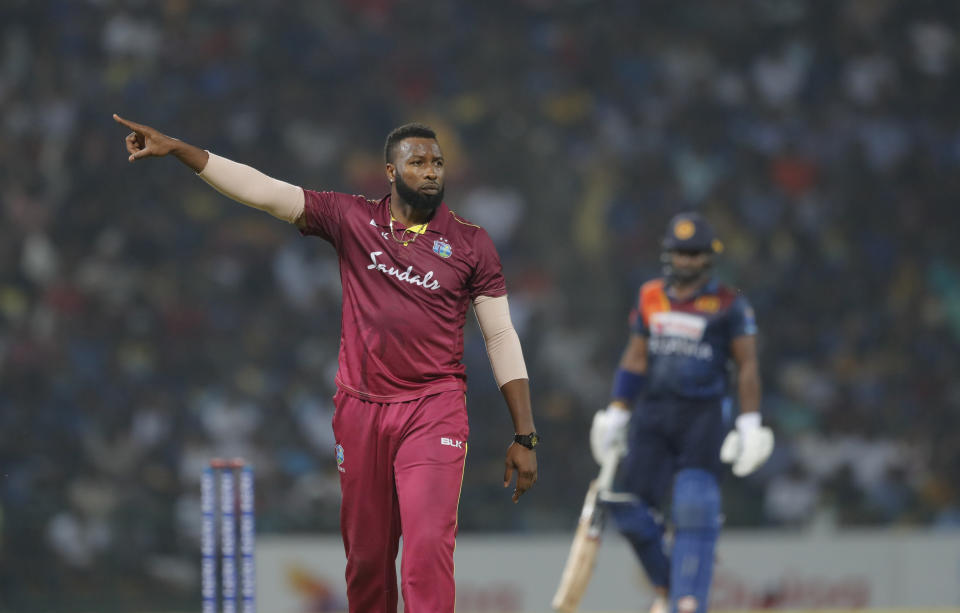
[589,404,631,465]
[720,413,774,477]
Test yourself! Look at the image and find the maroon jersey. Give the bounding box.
[299,190,507,401]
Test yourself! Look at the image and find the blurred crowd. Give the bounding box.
[2,0,960,608]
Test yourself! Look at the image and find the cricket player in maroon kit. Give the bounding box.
[113,114,539,613]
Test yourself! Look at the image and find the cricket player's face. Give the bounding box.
[669,250,712,283]
[390,138,445,211]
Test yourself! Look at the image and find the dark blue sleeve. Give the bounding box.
[729,294,757,338]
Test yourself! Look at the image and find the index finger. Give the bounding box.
[512,483,528,504]
[513,472,534,501]
[113,113,146,132]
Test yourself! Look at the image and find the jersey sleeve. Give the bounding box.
[468,228,507,300]
[628,289,649,336]
[730,294,758,337]
[629,280,668,336]
[299,189,346,246]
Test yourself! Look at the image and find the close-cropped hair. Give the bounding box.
[384,123,437,164]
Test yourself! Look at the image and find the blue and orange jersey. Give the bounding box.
[629,278,756,400]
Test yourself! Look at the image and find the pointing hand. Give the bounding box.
[113,113,181,162]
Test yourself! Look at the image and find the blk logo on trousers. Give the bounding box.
[440,437,463,449]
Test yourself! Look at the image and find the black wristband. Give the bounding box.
[514,432,540,450]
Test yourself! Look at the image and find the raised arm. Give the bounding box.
[113,114,305,224]
[114,113,208,171]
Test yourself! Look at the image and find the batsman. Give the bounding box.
[590,213,773,613]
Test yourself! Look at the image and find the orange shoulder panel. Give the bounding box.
[639,279,670,328]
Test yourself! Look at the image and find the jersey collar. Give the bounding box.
[373,194,452,235]
[666,277,718,301]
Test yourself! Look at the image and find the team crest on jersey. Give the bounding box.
[694,295,721,313]
[335,444,345,472]
[433,238,453,258]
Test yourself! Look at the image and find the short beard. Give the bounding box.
[662,253,712,286]
[668,268,708,285]
[394,174,444,212]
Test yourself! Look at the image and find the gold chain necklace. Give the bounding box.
[388,216,420,245]
[388,201,426,246]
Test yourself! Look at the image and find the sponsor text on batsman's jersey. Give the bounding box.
[630,278,756,400]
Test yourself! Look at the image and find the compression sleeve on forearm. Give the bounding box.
[474,294,528,387]
[197,152,305,223]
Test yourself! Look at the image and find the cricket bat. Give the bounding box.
[551,448,622,612]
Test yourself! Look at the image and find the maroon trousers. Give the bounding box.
[333,388,469,613]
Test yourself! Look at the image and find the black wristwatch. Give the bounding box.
[514,432,540,450]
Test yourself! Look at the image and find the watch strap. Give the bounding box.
[514,432,540,449]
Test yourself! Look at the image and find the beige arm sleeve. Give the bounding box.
[197,152,305,223]
[474,294,528,387]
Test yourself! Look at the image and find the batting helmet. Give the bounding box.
[661,213,723,254]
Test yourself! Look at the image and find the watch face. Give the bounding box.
[515,433,539,449]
